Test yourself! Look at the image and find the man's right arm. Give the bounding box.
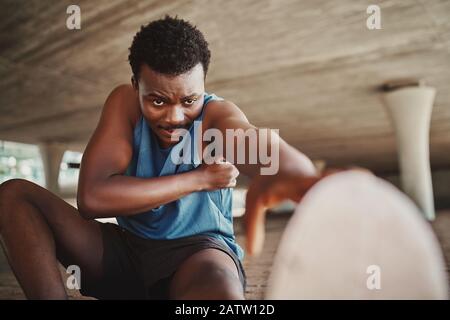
[77,85,237,219]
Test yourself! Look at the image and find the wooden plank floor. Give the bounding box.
[1,211,449,300]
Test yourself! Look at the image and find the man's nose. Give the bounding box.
[165,105,185,125]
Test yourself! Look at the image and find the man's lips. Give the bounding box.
[161,128,174,134]
[158,126,188,137]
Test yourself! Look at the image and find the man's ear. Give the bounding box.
[131,76,138,91]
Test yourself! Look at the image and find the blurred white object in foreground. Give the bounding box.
[266,171,448,299]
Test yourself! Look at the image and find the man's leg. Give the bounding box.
[168,248,245,300]
[0,179,104,299]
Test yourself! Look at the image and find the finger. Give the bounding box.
[203,154,225,165]
[214,155,227,164]
[321,168,343,177]
[345,166,374,176]
[232,167,240,179]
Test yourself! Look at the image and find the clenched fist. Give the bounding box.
[197,158,240,191]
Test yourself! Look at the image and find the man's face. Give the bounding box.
[134,63,205,148]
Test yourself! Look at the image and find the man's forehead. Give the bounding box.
[138,64,204,95]
[139,63,204,83]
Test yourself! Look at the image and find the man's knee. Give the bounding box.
[178,262,244,300]
[0,179,35,227]
[0,178,33,198]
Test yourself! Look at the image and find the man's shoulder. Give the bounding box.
[107,83,137,102]
[203,98,248,128]
[203,98,240,119]
[105,84,141,127]
[205,97,235,108]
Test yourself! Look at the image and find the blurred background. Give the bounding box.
[0,0,449,299]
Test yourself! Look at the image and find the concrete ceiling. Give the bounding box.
[0,0,449,174]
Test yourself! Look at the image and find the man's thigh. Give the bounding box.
[0,179,104,280]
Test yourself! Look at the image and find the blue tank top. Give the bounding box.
[117,93,244,260]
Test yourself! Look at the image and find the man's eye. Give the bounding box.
[184,99,196,105]
[152,99,164,106]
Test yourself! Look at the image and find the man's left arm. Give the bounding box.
[205,100,321,255]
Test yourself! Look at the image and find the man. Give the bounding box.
[0,16,319,299]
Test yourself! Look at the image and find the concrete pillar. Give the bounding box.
[382,84,436,220]
[38,142,67,194]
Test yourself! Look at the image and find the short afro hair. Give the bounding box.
[128,15,211,79]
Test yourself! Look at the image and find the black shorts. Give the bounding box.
[79,222,247,299]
